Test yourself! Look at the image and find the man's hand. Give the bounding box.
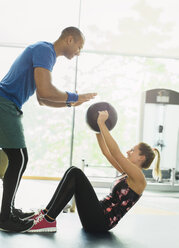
[78,93,97,102]
[71,92,97,107]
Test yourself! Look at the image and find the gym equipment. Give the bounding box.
[139,88,179,185]
[86,102,118,132]
[0,149,8,179]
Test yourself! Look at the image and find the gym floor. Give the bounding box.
[0,179,179,248]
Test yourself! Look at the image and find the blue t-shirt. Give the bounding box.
[0,42,56,109]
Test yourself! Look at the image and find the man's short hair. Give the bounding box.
[60,26,84,42]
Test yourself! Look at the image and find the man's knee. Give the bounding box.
[3,148,28,169]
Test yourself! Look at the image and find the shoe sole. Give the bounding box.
[28,227,57,233]
[0,224,34,233]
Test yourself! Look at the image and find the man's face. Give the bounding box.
[64,36,84,59]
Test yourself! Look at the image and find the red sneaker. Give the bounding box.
[28,215,57,233]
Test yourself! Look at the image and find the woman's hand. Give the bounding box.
[97,110,109,126]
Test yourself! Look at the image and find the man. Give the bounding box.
[0,26,97,232]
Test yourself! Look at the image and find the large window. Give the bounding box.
[23,54,179,177]
[0,0,178,179]
[73,54,179,178]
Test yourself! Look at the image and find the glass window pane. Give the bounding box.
[0,0,80,44]
[80,0,179,58]
[72,52,179,178]
[0,46,179,179]
[0,47,23,79]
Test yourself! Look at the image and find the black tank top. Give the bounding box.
[100,174,141,230]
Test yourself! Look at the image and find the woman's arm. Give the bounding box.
[97,111,144,182]
[96,133,124,174]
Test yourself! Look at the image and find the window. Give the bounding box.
[0,0,178,180]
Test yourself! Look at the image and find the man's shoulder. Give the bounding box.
[28,42,55,60]
[29,41,52,50]
[30,41,56,70]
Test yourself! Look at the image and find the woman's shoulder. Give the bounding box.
[127,174,146,195]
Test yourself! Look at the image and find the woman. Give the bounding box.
[28,110,161,233]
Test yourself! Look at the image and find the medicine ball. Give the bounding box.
[86,102,118,132]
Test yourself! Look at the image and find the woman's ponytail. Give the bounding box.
[152,148,162,181]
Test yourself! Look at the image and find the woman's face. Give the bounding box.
[126,145,144,164]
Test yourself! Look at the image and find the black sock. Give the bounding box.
[43,209,47,214]
[44,215,55,223]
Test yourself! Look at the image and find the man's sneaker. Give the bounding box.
[12,207,35,220]
[30,209,44,220]
[0,214,34,233]
[28,215,57,233]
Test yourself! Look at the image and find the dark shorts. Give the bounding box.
[0,96,26,148]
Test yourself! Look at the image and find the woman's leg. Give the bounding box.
[45,166,76,210]
[0,148,28,220]
[46,167,108,232]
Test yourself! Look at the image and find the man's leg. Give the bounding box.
[0,148,28,220]
[0,148,34,232]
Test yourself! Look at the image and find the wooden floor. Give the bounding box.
[0,179,179,248]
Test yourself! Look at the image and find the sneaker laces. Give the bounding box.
[34,214,44,225]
